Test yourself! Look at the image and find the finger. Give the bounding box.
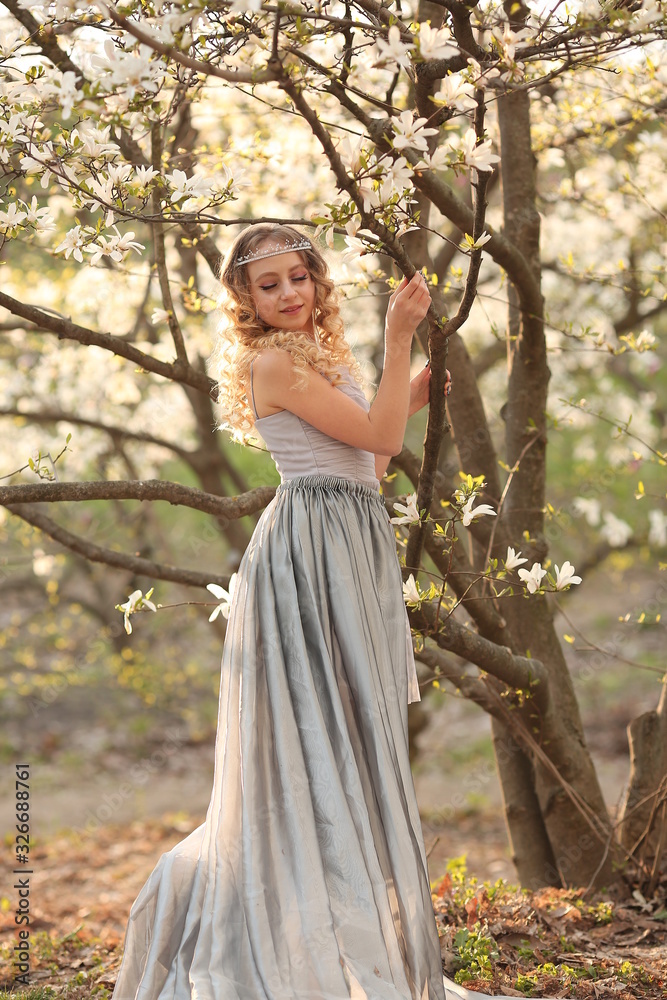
[403,274,424,297]
[391,276,409,296]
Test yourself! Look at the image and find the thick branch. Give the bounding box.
[424,531,511,646]
[280,79,421,282]
[4,0,80,76]
[0,291,213,397]
[405,94,490,573]
[4,502,232,590]
[0,480,276,520]
[352,0,414,40]
[410,601,549,703]
[414,644,503,718]
[4,0,150,167]
[102,3,278,85]
[412,168,543,316]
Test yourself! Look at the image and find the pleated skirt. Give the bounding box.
[111,474,446,1000]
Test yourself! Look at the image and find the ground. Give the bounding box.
[0,567,665,996]
[0,816,665,997]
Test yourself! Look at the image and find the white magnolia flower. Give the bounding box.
[472,230,492,248]
[114,229,145,254]
[55,225,87,262]
[493,24,521,63]
[107,162,133,185]
[415,145,455,171]
[0,25,26,58]
[84,227,145,264]
[84,175,115,211]
[518,562,547,594]
[374,25,414,69]
[0,114,28,163]
[166,168,214,203]
[392,111,439,153]
[633,0,663,28]
[118,588,157,635]
[600,512,633,548]
[93,41,164,100]
[0,202,28,231]
[57,71,79,119]
[554,561,582,590]
[71,122,119,159]
[379,156,414,201]
[357,177,381,212]
[337,135,369,173]
[229,0,262,11]
[20,148,56,187]
[418,23,458,61]
[151,307,171,325]
[341,232,379,261]
[207,574,237,621]
[460,495,497,527]
[390,492,420,525]
[648,509,667,548]
[22,195,55,230]
[505,546,528,570]
[402,573,422,606]
[461,129,500,172]
[460,230,492,252]
[134,165,159,187]
[572,496,601,527]
[434,75,477,112]
[395,218,420,237]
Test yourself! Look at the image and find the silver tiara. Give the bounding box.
[236,235,312,266]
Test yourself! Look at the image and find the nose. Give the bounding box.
[279,280,298,300]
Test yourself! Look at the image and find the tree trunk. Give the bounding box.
[618,680,667,888]
[495,79,617,888]
[492,716,558,887]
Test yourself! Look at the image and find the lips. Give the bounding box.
[281,304,302,314]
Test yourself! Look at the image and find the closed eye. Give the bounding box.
[259,274,309,291]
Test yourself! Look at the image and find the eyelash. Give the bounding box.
[260,275,309,291]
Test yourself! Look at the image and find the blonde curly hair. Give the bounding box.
[209,223,362,440]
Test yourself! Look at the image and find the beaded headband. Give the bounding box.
[236,235,312,266]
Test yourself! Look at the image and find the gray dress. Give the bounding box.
[111,369,507,1000]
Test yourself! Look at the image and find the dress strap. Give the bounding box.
[248,360,259,419]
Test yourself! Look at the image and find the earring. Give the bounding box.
[312,309,320,346]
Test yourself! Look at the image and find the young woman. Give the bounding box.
[111,224,527,1000]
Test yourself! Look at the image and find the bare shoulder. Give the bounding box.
[252,348,297,382]
[249,348,312,416]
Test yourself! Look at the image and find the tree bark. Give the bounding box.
[495,76,617,887]
[618,680,667,886]
[492,716,558,888]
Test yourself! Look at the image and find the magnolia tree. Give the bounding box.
[0,0,666,893]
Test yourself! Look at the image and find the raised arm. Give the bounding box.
[251,273,431,456]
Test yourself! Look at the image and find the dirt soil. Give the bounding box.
[0,817,665,997]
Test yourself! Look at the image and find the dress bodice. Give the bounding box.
[250,365,380,490]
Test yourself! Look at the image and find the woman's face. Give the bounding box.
[246,249,316,335]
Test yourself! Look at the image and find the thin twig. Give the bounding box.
[151,124,189,365]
